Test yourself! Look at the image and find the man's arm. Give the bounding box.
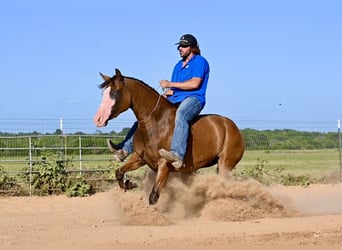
[160,77,202,90]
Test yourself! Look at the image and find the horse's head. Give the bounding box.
[93,68,132,127]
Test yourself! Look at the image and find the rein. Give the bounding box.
[139,87,169,121]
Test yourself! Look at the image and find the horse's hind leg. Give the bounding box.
[217,154,240,178]
[149,162,169,205]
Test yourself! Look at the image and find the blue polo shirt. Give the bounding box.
[167,54,210,108]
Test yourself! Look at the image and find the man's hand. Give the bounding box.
[162,89,174,98]
[159,79,171,89]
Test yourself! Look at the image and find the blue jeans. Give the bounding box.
[118,121,137,154]
[119,96,203,160]
[171,96,203,160]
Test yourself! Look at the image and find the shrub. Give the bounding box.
[234,157,312,187]
[20,151,94,197]
[65,177,94,197]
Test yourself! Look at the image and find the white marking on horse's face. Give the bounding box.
[93,87,116,127]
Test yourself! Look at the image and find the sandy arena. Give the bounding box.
[1,174,342,249]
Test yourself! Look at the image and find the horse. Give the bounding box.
[93,68,245,205]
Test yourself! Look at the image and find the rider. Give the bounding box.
[109,34,210,168]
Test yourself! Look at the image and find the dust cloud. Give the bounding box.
[268,184,342,216]
[156,173,297,221]
[111,171,298,226]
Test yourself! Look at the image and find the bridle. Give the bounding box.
[105,76,168,122]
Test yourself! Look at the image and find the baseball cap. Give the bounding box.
[175,34,198,47]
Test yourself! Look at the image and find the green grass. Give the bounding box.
[235,149,341,179]
[0,153,118,172]
[2,149,342,195]
[2,149,341,179]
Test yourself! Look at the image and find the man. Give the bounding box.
[158,34,210,168]
[109,34,210,169]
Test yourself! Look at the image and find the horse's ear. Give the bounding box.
[114,68,124,81]
[99,72,111,81]
[115,68,121,76]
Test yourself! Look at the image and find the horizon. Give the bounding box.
[0,118,339,134]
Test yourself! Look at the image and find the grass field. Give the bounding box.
[1,149,341,180]
[0,153,118,172]
[1,149,341,196]
[234,149,341,180]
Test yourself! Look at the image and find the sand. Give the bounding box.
[1,174,342,249]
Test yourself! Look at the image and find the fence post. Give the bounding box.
[79,136,82,175]
[64,136,67,170]
[338,120,342,176]
[60,117,68,171]
[28,136,32,197]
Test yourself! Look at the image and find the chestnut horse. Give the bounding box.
[94,69,244,205]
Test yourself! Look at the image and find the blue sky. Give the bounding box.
[1,0,341,132]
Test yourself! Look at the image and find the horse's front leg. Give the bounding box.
[149,160,170,205]
[115,152,145,191]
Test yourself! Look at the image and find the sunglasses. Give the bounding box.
[178,45,190,49]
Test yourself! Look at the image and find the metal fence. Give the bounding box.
[1,118,342,196]
[0,134,125,195]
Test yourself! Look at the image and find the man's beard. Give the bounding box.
[182,51,191,61]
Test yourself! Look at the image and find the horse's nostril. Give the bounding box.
[93,114,103,126]
[97,116,101,122]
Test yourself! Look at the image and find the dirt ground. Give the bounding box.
[1,174,342,249]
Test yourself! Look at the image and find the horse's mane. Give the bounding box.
[123,76,160,97]
[99,74,160,97]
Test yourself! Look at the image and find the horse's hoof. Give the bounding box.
[149,190,159,205]
[118,179,137,191]
[124,179,137,190]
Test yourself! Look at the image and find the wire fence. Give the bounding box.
[1,119,342,196]
[0,134,125,196]
[0,134,124,170]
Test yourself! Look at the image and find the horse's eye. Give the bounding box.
[110,90,120,100]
